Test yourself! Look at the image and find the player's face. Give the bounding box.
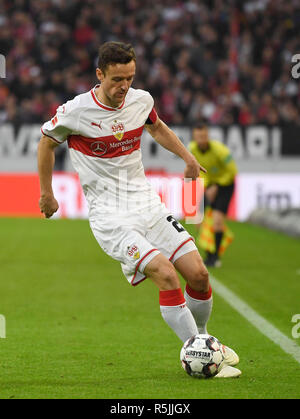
[193,127,209,151]
[96,60,136,107]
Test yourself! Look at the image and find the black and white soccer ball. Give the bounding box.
[180,334,224,378]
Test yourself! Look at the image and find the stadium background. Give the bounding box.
[0,0,300,221]
[0,0,300,400]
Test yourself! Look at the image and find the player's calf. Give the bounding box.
[174,250,210,294]
[186,263,210,294]
[144,254,199,342]
[174,251,213,334]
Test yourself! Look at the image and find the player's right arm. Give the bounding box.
[38,99,79,218]
[37,135,60,218]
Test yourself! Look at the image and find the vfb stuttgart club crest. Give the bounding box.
[127,245,140,260]
[111,120,125,141]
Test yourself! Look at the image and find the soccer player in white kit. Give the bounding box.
[38,42,240,377]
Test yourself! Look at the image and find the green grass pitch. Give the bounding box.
[0,217,299,399]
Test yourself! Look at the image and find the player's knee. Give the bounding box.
[159,265,181,291]
[148,262,180,291]
[187,263,209,293]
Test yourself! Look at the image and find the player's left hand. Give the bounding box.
[184,157,207,180]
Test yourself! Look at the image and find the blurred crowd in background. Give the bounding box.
[0,0,299,127]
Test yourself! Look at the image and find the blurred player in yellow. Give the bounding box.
[189,120,237,267]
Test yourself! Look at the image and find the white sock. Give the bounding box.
[159,288,198,343]
[184,285,213,334]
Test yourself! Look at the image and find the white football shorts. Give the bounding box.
[89,205,197,286]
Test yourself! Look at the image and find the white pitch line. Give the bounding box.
[209,275,300,365]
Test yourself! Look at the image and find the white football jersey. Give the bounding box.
[42,85,163,218]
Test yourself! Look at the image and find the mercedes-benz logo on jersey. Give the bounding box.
[91,141,107,156]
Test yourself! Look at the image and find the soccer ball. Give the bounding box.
[180,334,224,378]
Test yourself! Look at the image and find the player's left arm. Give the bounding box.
[145,118,206,179]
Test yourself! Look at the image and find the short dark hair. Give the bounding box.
[98,42,136,74]
[193,119,209,130]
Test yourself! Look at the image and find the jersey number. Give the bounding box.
[167,215,185,233]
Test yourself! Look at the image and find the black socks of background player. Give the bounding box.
[214,231,223,258]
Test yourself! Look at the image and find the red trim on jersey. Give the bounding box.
[131,276,147,287]
[130,248,159,285]
[91,86,125,111]
[67,125,144,159]
[185,284,212,301]
[147,107,158,124]
[41,128,62,144]
[169,238,194,262]
[159,288,185,307]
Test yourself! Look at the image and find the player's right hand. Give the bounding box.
[39,194,59,218]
